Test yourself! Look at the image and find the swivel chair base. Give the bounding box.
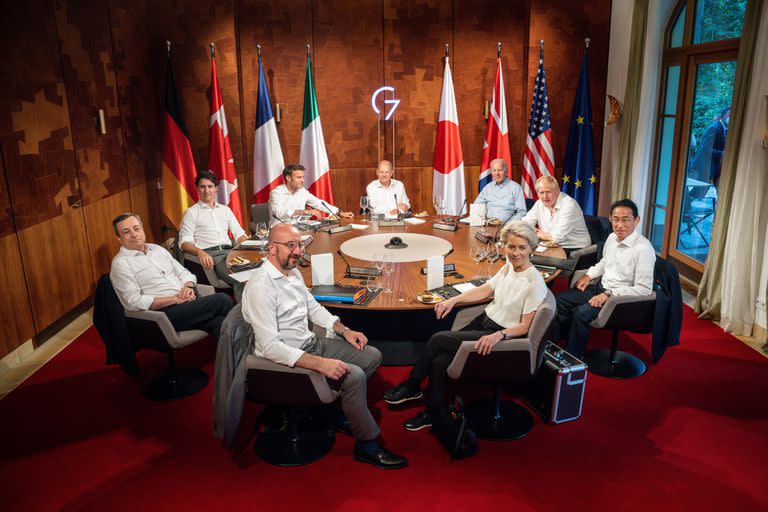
[465,399,533,440]
[255,427,336,467]
[585,349,646,379]
[143,368,209,401]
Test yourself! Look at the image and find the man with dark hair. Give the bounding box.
[553,199,656,357]
[689,107,729,187]
[110,213,233,339]
[179,171,249,300]
[241,223,407,469]
[268,164,353,225]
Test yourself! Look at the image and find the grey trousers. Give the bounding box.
[206,249,245,302]
[304,337,382,441]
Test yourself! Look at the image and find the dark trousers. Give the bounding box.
[554,283,604,357]
[206,249,246,302]
[162,292,233,341]
[410,313,502,420]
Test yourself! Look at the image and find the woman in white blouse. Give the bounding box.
[383,221,548,431]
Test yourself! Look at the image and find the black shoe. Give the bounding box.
[403,410,432,431]
[353,444,408,470]
[383,383,423,405]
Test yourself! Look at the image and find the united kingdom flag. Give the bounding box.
[521,42,554,199]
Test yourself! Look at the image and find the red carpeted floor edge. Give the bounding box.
[1,306,767,511]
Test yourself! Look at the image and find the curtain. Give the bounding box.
[611,0,649,202]
[695,0,765,321]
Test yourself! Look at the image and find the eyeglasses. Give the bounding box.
[611,216,635,225]
[271,240,306,251]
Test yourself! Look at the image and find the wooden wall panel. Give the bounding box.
[54,0,128,204]
[454,0,528,191]
[528,0,611,180]
[238,0,312,205]
[82,190,132,278]
[108,0,163,241]
[383,0,452,169]
[0,0,94,333]
[312,0,383,171]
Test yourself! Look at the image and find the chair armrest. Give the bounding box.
[592,292,656,329]
[124,308,182,348]
[245,355,338,404]
[451,304,487,331]
[184,252,201,264]
[197,284,215,297]
[568,244,596,261]
[446,338,534,379]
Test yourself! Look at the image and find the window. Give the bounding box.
[647,0,746,281]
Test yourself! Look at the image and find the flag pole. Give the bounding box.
[306,44,311,59]
[257,44,261,58]
[166,40,171,57]
[210,42,215,59]
[497,41,501,58]
[445,43,449,61]
[585,37,591,48]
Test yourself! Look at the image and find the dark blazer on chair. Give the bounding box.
[93,274,140,376]
[651,257,682,363]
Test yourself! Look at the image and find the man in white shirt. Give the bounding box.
[521,175,591,254]
[474,159,527,222]
[554,199,656,357]
[179,171,249,300]
[268,163,354,226]
[241,223,407,469]
[110,213,233,339]
[365,160,410,216]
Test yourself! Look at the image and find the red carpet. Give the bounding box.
[2,306,767,511]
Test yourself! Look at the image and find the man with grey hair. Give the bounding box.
[110,212,233,339]
[474,158,527,222]
[241,223,408,469]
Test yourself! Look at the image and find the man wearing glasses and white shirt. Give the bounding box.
[474,158,527,222]
[521,175,591,255]
[179,171,249,301]
[553,199,656,357]
[365,160,410,216]
[269,163,353,226]
[241,223,408,469]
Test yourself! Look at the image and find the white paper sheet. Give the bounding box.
[453,282,477,293]
[535,245,548,253]
[403,217,425,225]
[311,253,334,285]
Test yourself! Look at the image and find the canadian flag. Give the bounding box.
[208,53,243,224]
[432,55,466,217]
[478,57,512,192]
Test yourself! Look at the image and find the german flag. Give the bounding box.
[161,54,197,229]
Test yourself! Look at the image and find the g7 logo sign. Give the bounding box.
[371,86,401,121]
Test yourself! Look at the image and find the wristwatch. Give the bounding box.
[340,326,350,336]
[604,289,613,297]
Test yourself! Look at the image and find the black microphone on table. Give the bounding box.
[272,214,286,224]
[452,198,467,224]
[322,201,353,234]
[320,201,341,224]
[493,210,519,242]
[394,193,399,219]
[337,250,380,279]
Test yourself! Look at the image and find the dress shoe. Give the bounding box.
[353,444,408,469]
[383,383,423,405]
[403,410,432,431]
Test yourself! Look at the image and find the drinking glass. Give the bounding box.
[433,196,444,220]
[256,222,268,240]
[372,252,385,290]
[477,204,488,234]
[485,243,499,279]
[470,243,485,280]
[360,195,370,221]
[382,253,395,294]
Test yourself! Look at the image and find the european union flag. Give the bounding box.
[562,46,596,216]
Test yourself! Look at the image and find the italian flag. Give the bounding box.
[299,55,334,203]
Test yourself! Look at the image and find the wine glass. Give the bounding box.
[360,195,370,221]
[256,222,268,240]
[433,196,444,220]
[470,243,485,280]
[485,243,499,279]
[382,253,395,294]
[372,252,385,290]
[477,204,488,233]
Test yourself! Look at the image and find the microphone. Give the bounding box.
[320,201,340,224]
[272,214,286,224]
[337,250,380,278]
[493,210,519,242]
[454,198,468,223]
[394,193,399,219]
[322,201,352,234]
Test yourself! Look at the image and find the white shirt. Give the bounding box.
[110,244,196,311]
[586,231,656,296]
[522,192,591,249]
[241,259,339,367]
[365,179,410,215]
[178,201,246,249]
[268,184,339,226]
[484,264,548,329]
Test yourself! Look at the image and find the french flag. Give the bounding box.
[252,53,284,204]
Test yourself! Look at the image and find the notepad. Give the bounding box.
[453,282,477,293]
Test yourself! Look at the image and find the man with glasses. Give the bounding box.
[553,199,656,357]
[179,171,249,301]
[241,224,408,469]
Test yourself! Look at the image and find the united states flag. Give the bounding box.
[521,43,554,199]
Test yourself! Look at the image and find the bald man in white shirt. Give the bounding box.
[110,213,233,339]
[554,199,656,357]
[365,160,410,216]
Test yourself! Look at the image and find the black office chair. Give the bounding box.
[568,215,611,272]
[250,203,270,233]
[445,291,556,440]
[525,198,536,211]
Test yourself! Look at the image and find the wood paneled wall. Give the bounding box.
[0,0,611,357]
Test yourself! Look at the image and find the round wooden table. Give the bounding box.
[228,216,566,310]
